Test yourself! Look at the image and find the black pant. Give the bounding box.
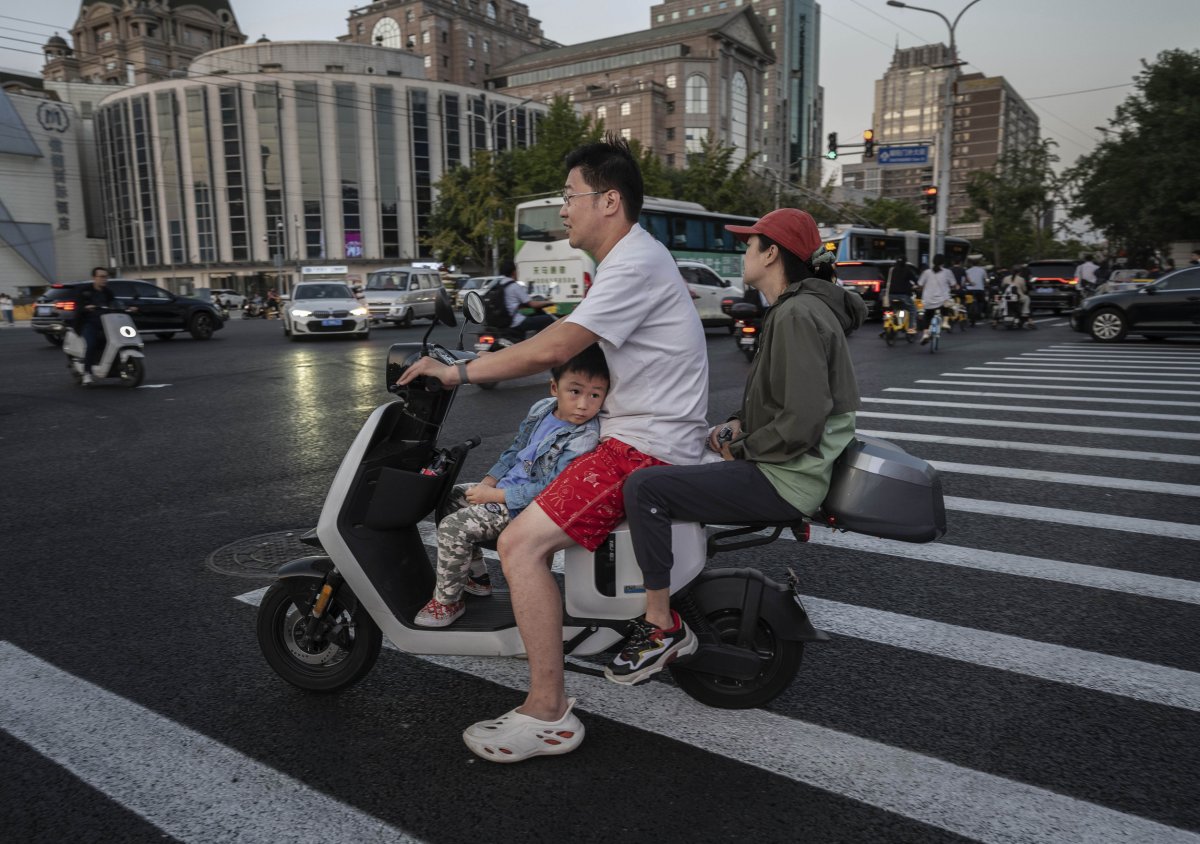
[624,460,805,590]
[82,321,104,373]
[516,313,555,336]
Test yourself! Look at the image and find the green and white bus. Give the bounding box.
[514,196,756,315]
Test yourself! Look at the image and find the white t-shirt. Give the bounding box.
[502,279,530,327]
[917,268,955,308]
[1076,261,1099,283]
[566,224,709,465]
[964,266,987,290]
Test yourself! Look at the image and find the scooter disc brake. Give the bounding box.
[282,606,352,666]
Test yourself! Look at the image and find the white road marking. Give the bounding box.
[943,372,1200,386]
[231,595,1200,844]
[915,379,1200,396]
[856,428,1200,465]
[979,365,1200,377]
[135,384,172,389]
[861,396,1200,422]
[800,527,1200,606]
[889,387,1200,408]
[1042,345,1200,357]
[944,496,1200,541]
[0,642,420,844]
[1017,353,1200,364]
[929,460,1200,496]
[857,411,1200,441]
[999,358,1199,370]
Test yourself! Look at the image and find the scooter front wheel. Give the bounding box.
[119,356,145,388]
[257,579,382,693]
[670,607,803,709]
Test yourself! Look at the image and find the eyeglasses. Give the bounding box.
[561,189,604,207]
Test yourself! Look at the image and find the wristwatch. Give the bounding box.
[456,361,470,385]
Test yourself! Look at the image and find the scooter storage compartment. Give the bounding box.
[363,467,444,529]
[821,435,945,542]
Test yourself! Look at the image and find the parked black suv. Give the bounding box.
[1025,260,1081,314]
[835,261,891,320]
[31,279,225,345]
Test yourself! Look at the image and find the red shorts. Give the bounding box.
[536,438,667,551]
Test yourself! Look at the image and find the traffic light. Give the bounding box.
[922,186,938,215]
[863,129,875,159]
[826,132,838,160]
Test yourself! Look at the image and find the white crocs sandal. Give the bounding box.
[462,698,585,763]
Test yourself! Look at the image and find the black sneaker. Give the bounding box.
[604,611,698,685]
[464,571,492,597]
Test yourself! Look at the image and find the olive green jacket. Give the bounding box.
[728,278,866,466]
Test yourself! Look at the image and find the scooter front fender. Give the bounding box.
[686,567,829,643]
[274,556,363,614]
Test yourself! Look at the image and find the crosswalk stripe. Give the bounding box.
[974,362,1200,376]
[858,411,1200,441]
[889,387,1200,408]
[801,527,1200,606]
[1018,353,1200,363]
[1043,345,1200,357]
[856,428,1200,465]
[944,496,1200,540]
[945,372,1200,386]
[229,595,1200,844]
[999,359,1199,370]
[0,642,419,844]
[915,379,1200,396]
[862,396,1200,422]
[930,460,1200,496]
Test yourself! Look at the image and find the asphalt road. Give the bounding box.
[1,313,1199,844]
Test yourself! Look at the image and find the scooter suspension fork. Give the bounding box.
[303,572,344,641]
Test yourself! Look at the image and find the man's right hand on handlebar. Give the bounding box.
[707,420,742,458]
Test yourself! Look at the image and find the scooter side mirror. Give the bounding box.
[463,290,486,325]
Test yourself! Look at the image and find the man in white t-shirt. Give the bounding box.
[398,135,710,762]
[1075,255,1099,288]
[499,259,555,337]
[964,259,988,322]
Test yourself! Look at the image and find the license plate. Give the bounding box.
[37,306,52,315]
[1035,287,1055,294]
[739,337,755,347]
[321,319,342,327]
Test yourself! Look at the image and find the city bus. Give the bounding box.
[819,225,971,268]
[513,196,756,314]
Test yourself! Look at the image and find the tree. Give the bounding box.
[965,138,1062,266]
[1067,49,1200,251]
[859,197,927,232]
[512,97,603,197]
[426,150,514,270]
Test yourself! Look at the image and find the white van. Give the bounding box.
[363,266,445,327]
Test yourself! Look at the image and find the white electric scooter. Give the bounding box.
[63,308,146,388]
[256,291,945,708]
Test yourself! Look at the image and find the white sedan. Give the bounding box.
[677,260,743,329]
[283,282,370,341]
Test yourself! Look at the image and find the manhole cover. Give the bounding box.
[206,530,316,578]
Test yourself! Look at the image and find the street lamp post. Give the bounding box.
[887,0,983,258]
[485,97,532,274]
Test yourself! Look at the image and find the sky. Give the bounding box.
[4,0,1198,179]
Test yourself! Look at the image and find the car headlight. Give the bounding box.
[291,309,313,318]
[351,307,368,316]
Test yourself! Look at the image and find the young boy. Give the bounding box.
[414,345,609,627]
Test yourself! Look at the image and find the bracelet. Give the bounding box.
[456,361,470,385]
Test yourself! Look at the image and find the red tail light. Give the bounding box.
[868,281,881,293]
[55,301,76,311]
[884,310,894,319]
[741,325,757,335]
[796,523,811,542]
[479,334,495,344]
[583,271,593,295]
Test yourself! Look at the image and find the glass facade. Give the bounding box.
[409,88,432,256]
[335,84,362,259]
[374,87,400,259]
[294,82,324,260]
[441,92,461,168]
[219,86,249,261]
[131,96,159,265]
[255,83,285,265]
[185,88,216,263]
[156,92,187,264]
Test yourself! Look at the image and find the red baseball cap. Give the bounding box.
[725,209,823,262]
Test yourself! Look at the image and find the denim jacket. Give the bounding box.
[486,396,600,514]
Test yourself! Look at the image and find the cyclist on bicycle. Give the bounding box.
[917,254,955,345]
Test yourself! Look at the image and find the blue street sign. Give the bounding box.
[877,145,930,165]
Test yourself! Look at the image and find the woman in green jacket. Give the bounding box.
[604,208,867,686]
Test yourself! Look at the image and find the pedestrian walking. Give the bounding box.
[0,292,14,327]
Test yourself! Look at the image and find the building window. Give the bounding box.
[468,58,476,69]
[184,88,215,263]
[483,40,490,53]
[218,87,248,261]
[730,72,748,161]
[294,82,324,259]
[666,74,677,89]
[685,126,708,154]
[131,96,159,265]
[373,17,401,48]
[656,13,665,22]
[255,83,285,266]
[424,55,432,68]
[665,127,675,140]
[422,30,431,44]
[685,74,708,114]
[620,101,631,116]
[374,87,400,258]
[596,105,607,120]
[442,92,462,168]
[335,84,361,259]
[409,89,433,255]
[467,33,475,48]
[620,128,631,140]
[487,1,497,20]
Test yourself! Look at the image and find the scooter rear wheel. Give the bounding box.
[670,607,803,709]
[257,579,382,693]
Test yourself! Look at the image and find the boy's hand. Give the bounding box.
[465,484,504,505]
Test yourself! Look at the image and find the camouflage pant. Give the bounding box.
[434,484,511,604]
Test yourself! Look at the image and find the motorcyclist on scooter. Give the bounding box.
[501,260,555,338]
[883,261,918,335]
[73,267,135,386]
[998,265,1034,329]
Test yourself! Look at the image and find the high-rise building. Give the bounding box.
[41,0,246,86]
[340,0,558,88]
[843,44,1039,232]
[649,0,822,182]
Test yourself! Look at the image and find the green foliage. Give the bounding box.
[859,196,927,232]
[965,138,1062,266]
[512,97,603,197]
[426,150,514,269]
[1067,49,1200,250]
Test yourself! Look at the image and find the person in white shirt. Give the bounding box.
[398,134,710,763]
[1075,254,1099,288]
[964,259,988,322]
[917,254,955,345]
[499,260,555,337]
